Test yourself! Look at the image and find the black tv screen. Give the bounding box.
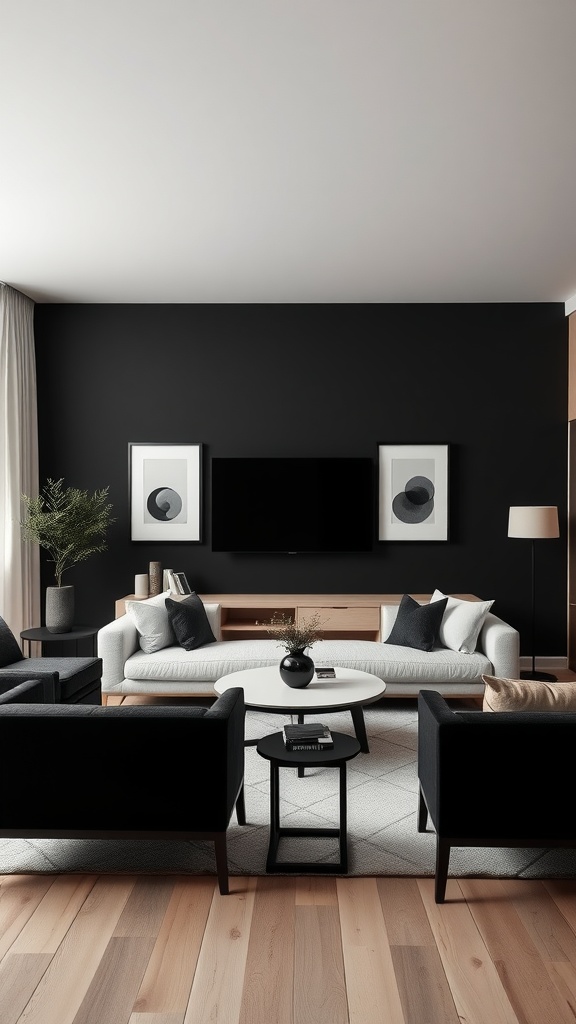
[211,457,374,553]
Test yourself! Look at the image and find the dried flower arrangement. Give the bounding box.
[267,612,324,653]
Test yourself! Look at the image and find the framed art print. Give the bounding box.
[378,443,449,541]
[129,443,203,542]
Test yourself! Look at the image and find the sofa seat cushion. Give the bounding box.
[124,637,492,685]
[125,639,287,682]
[313,640,492,683]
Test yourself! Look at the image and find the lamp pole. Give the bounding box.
[520,534,557,682]
[529,537,536,678]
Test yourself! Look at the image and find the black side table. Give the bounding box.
[256,731,361,874]
[20,626,98,658]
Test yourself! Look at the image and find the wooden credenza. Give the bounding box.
[115,592,479,643]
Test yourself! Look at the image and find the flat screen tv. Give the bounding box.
[211,457,374,553]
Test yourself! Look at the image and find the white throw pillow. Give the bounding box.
[126,590,175,654]
[429,590,494,654]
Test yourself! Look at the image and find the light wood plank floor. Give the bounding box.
[2,872,576,1024]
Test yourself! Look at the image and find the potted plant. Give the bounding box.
[267,612,324,688]
[20,478,115,633]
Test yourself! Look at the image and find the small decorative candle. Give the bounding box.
[134,574,149,597]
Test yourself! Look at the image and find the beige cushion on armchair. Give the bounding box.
[482,674,576,712]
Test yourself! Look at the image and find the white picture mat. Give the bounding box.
[378,444,448,541]
[130,443,202,541]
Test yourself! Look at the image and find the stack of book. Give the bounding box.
[166,571,192,595]
[282,722,334,751]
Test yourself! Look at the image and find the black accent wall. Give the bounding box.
[33,302,568,658]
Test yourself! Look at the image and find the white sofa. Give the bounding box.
[97,595,520,704]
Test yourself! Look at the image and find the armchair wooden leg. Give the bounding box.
[235,783,246,826]
[214,834,230,895]
[435,838,450,903]
[417,784,428,832]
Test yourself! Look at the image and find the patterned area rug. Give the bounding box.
[1,700,575,879]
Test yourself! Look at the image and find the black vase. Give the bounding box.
[279,649,315,688]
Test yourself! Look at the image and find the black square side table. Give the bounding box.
[256,731,361,874]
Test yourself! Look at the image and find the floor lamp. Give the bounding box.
[508,505,560,682]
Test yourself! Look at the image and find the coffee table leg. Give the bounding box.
[339,763,348,871]
[350,706,369,752]
[266,762,281,871]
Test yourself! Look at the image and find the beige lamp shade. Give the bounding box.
[508,506,559,539]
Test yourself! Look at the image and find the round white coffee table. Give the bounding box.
[214,665,387,753]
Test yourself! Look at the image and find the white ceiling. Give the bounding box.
[3,1,576,306]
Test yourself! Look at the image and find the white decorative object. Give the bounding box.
[134,574,149,597]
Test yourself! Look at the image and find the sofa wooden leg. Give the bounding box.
[214,835,230,894]
[435,838,450,903]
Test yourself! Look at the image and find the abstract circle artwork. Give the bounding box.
[378,444,448,541]
[392,474,435,524]
[146,487,183,521]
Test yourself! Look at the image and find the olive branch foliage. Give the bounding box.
[20,478,116,587]
[267,612,324,653]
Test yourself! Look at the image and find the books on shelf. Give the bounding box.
[166,570,181,594]
[283,722,334,750]
[173,571,192,595]
[167,571,192,595]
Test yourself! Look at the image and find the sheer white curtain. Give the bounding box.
[0,283,39,640]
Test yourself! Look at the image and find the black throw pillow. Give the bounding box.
[165,594,217,651]
[0,617,25,668]
[384,593,448,652]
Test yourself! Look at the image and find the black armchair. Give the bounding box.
[0,687,247,893]
[417,689,576,902]
[0,614,102,704]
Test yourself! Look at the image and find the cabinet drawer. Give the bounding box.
[298,606,379,631]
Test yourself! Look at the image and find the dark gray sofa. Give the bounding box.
[0,687,246,893]
[417,689,576,902]
[0,673,56,703]
[0,614,102,704]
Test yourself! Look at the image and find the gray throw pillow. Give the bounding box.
[165,593,217,651]
[126,591,175,653]
[385,593,448,652]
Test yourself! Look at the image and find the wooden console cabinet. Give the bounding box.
[115,592,479,643]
